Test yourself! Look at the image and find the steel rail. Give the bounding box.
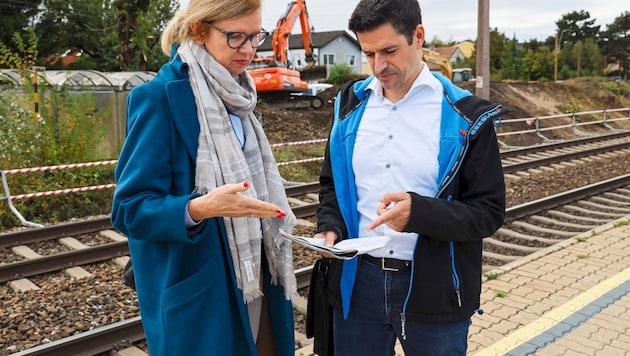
[505,173,630,221]
[502,141,630,174]
[0,217,111,249]
[12,316,145,356]
[0,241,128,283]
[500,131,630,158]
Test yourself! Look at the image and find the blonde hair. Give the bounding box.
[160,0,262,56]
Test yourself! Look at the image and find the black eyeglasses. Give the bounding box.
[201,21,269,49]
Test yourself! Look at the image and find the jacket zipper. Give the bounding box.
[450,241,462,307]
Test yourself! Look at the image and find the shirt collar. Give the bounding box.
[366,62,443,102]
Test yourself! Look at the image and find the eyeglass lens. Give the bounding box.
[227,32,267,48]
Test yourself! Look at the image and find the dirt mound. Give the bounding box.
[259,78,630,146]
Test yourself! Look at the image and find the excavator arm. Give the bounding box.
[272,0,316,68]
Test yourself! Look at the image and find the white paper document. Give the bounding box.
[280,229,391,260]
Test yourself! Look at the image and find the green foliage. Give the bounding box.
[485,272,500,280]
[495,290,507,298]
[557,103,583,114]
[599,80,622,95]
[0,89,115,230]
[328,63,354,85]
[0,28,39,80]
[499,36,525,80]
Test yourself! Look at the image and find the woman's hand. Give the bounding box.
[188,181,286,221]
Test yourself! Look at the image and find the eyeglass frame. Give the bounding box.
[201,21,269,49]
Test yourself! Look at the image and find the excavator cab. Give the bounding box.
[247,0,327,109]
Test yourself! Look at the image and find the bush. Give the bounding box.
[327,63,354,85]
[0,88,115,230]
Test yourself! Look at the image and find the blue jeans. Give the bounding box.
[333,257,470,355]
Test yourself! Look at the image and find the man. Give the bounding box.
[314,0,506,354]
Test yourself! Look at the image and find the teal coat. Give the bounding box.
[111,55,295,356]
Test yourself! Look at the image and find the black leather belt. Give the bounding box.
[361,254,411,272]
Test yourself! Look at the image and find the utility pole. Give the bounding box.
[475,0,490,99]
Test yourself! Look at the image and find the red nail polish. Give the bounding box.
[243,181,249,188]
[277,213,286,219]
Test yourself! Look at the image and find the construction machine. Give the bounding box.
[248,0,327,109]
[452,68,474,83]
[421,48,453,80]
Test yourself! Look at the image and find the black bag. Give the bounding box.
[122,259,136,290]
[306,258,336,356]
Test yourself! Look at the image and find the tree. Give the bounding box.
[0,0,42,54]
[36,0,119,70]
[35,0,177,71]
[0,28,39,80]
[556,10,600,43]
[521,46,554,81]
[599,11,630,79]
[489,28,508,79]
[499,36,524,80]
[113,0,177,71]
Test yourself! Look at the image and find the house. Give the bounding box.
[454,40,475,58]
[433,46,466,64]
[255,30,362,75]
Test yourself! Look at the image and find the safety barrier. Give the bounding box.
[1,160,117,228]
[2,108,629,228]
[497,107,630,147]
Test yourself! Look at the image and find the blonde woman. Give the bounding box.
[111,1,297,354]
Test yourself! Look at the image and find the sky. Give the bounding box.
[178,0,627,43]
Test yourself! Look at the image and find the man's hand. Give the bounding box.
[313,230,338,257]
[366,192,411,232]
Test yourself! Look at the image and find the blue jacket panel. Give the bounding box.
[111,56,294,355]
[317,74,506,322]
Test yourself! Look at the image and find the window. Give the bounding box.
[345,54,355,66]
[322,54,335,65]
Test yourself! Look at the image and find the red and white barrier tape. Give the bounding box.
[276,157,324,166]
[7,184,116,201]
[270,138,327,148]
[4,160,118,175]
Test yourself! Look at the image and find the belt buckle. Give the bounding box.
[381,258,399,272]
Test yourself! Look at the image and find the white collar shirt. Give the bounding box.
[352,63,443,260]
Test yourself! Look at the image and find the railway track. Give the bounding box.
[2,133,630,355]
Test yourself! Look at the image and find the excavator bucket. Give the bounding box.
[299,65,328,81]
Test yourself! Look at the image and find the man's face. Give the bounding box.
[357,23,424,100]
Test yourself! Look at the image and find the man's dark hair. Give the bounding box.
[348,0,422,45]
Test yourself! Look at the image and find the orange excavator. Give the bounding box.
[248,0,327,109]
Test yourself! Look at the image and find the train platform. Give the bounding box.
[295,214,630,355]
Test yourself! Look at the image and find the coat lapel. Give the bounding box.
[165,79,199,160]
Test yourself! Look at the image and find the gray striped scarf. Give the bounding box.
[178,41,297,302]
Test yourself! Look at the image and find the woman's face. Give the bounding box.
[192,10,264,75]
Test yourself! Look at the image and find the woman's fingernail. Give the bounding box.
[243,181,249,188]
[277,212,286,218]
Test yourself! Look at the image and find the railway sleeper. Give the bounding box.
[546,210,610,224]
[511,221,583,237]
[496,228,558,246]
[529,215,597,230]
[591,196,630,206]
[563,205,628,218]
[577,200,630,213]
[483,237,541,254]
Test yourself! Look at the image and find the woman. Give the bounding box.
[110,1,298,355]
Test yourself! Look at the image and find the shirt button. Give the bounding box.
[388,250,394,255]
[388,135,393,140]
[385,164,390,169]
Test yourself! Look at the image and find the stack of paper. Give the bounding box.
[280,229,391,260]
